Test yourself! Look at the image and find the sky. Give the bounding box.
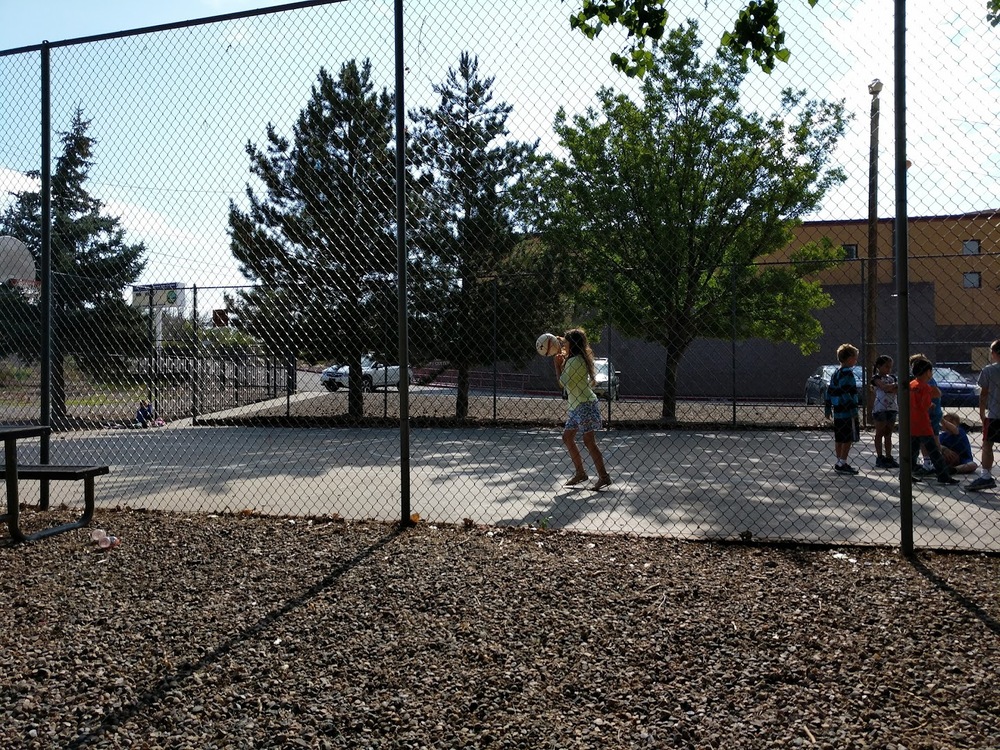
[1,0,998,312]
[0,0,280,50]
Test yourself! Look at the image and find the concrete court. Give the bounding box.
[11,406,1000,552]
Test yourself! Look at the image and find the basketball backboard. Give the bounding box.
[0,236,35,282]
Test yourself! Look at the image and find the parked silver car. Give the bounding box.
[321,356,413,392]
[562,357,621,401]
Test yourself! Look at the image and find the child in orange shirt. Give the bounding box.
[909,358,957,485]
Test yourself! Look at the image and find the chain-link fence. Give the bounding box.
[2,0,999,550]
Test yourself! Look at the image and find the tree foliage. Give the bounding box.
[0,108,147,421]
[574,0,1000,76]
[228,60,396,418]
[532,23,848,422]
[407,53,564,419]
[568,0,818,76]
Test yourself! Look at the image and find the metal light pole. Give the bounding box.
[865,79,883,424]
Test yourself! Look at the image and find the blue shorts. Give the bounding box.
[565,401,603,434]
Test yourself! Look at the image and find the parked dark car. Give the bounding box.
[931,367,981,408]
[805,365,865,406]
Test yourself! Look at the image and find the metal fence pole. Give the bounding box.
[894,0,913,556]
[492,277,498,423]
[731,265,737,427]
[39,43,51,509]
[191,284,199,424]
[394,0,411,526]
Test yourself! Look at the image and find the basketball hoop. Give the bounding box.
[7,278,40,303]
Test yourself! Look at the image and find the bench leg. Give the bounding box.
[21,476,99,543]
[3,444,27,544]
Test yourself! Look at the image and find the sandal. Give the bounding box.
[565,473,589,486]
[590,475,612,491]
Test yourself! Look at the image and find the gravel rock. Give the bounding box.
[1,509,998,749]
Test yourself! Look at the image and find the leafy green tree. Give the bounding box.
[573,0,1000,75]
[228,59,396,418]
[568,0,817,76]
[0,108,147,422]
[533,23,848,422]
[407,52,564,419]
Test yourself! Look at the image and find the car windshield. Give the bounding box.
[824,365,862,380]
[595,361,609,377]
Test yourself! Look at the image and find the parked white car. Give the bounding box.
[561,357,621,401]
[320,356,412,392]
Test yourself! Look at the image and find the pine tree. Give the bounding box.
[408,52,561,420]
[228,59,395,419]
[0,108,147,423]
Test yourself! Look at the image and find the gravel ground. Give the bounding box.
[1,510,998,750]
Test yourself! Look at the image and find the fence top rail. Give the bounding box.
[0,0,345,57]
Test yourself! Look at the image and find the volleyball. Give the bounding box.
[535,333,562,357]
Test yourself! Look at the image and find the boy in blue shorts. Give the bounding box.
[939,413,977,475]
[825,343,861,475]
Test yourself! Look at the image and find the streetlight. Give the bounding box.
[865,78,882,424]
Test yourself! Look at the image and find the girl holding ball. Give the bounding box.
[554,328,611,490]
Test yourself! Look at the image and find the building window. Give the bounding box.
[842,243,858,260]
[963,272,982,288]
[962,239,981,255]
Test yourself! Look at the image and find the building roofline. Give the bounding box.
[803,209,1000,227]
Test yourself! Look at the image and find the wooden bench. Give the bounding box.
[1,464,110,543]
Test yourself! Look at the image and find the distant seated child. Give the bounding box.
[939,413,977,475]
[136,400,156,428]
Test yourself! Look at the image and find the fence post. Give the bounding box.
[894,0,914,557]
[39,42,51,510]
[191,284,199,425]
[492,276,498,423]
[731,265,737,427]
[394,0,412,526]
[146,284,155,409]
[605,263,613,426]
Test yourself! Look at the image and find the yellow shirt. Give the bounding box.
[559,355,597,410]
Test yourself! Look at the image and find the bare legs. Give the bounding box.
[563,428,611,489]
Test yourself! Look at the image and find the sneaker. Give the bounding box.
[966,475,997,492]
[835,463,860,475]
[937,476,959,485]
[885,457,900,468]
[875,456,888,468]
[913,465,935,477]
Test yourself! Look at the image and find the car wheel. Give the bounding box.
[362,376,374,393]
